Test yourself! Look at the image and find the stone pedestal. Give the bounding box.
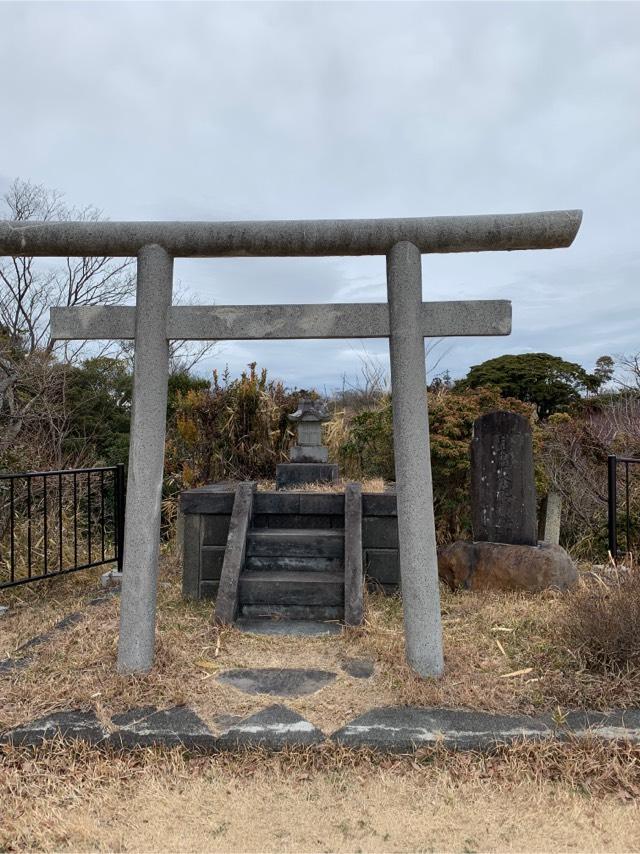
[276,463,339,490]
[438,540,577,592]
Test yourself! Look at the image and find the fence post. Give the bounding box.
[607,454,617,560]
[116,463,126,573]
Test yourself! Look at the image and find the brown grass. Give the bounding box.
[256,478,387,492]
[3,556,640,739]
[2,739,640,851]
[560,567,640,673]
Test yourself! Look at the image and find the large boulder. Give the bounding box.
[438,540,578,593]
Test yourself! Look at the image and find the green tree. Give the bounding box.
[459,352,599,419]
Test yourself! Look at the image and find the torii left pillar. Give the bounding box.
[117,245,173,673]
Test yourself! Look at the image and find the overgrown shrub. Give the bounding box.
[166,363,301,487]
[333,385,533,542]
[561,569,640,673]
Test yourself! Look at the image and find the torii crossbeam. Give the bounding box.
[0,210,582,677]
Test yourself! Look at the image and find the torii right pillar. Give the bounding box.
[387,241,445,676]
[384,212,581,677]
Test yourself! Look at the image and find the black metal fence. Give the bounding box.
[607,454,640,560]
[0,464,125,589]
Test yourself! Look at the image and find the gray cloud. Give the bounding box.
[1,1,638,389]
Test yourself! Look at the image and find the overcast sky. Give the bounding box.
[1,1,638,391]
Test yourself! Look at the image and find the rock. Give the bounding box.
[340,657,375,679]
[438,540,577,592]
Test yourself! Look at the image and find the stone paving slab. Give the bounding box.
[3,705,640,754]
[110,706,215,750]
[217,704,325,749]
[2,710,108,746]
[218,667,337,697]
[332,707,553,752]
[340,657,375,678]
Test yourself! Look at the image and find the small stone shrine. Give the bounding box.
[276,399,339,489]
[438,410,577,592]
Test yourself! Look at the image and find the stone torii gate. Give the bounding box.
[0,210,582,677]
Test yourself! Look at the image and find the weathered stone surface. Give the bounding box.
[364,548,400,585]
[7,210,581,258]
[246,529,344,558]
[362,516,399,549]
[218,667,336,697]
[387,241,443,678]
[340,657,375,679]
[471,411,537,546]
[561,709,640,743]
[344,482,364,626]
[111,705,214,750]
[4,710,107,746]
[239,570,344,606]
[235,617,342,637]
[0,656,31,675]
[275,463,339,489]
[4,704,640,753]
[290,445,329,463]
[542,491,562,545]
[213,482,255,625]
[332,707,551,752]
[438,540,578,592]
[217,704,324,748]
[240,604,344,621]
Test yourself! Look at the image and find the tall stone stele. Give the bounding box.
[438,409,577,592]
[471,411,537,546]
[275,399,339,489]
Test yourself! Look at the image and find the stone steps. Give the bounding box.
[239,570,344,606]
[246,528,345,558]
[244,555,343,573]
[240,604,344,621]
[238,522,347,623]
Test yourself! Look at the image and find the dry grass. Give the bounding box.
[3,556,640,739]
[560,567,640,673]
[256,478,387,492]
[2,738,640,851]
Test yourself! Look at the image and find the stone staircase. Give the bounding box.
[212,482,363,630]
[239,526,346,621]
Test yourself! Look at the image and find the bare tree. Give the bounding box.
[0,179,137,463]
[0,178,135,358]
[616,352,640,393]
[334,338,451,413]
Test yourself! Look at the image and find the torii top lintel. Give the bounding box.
[0,209,582,258]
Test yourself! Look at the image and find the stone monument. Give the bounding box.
[276,399,339,489]
[438,410,577,592]
[471,411,537,546]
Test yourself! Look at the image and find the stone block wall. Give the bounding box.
[180,485,400,600]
